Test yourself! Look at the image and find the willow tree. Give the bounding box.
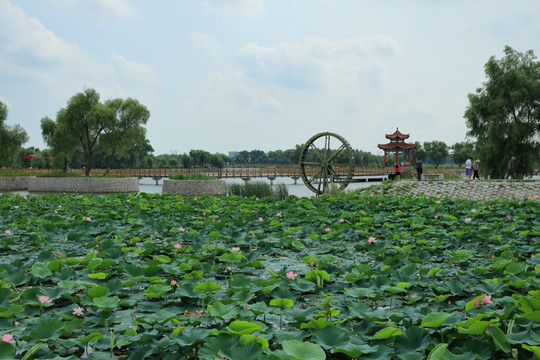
[42,89,150,176]
[464,46,540,179]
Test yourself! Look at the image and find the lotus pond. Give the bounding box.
[0,192,539,360]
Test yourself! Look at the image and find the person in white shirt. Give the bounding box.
[465,157,473,179]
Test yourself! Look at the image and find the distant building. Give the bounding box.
[229,151,239,160]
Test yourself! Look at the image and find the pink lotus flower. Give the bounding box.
[324,227,331,233]
[469,194,473,198]
[276,212,282,217]
[231,247,240,252]
[72,306,84,316]
[464,217,472,224]
[434,215,438,219]
[4,230,11,235]
[481,294,493,305]
[436,200,441,204]
[1,334,15,344]
[473,299,480,307]
[258,217,264,222]
[310,261,314,267]
[38,295,51,304]
[425,192,430,197]
[507,216,512,221]
[378,202,382,206]
[174,243,182,249]
[54,210,58,214]
[194,197,197,201]
[126,199,131,203]
[471,209,477,213]
[203,212,206,216]
[338,218,344,223]
[171,279,177,286]
[66,217,70,220]
[251,233,255,237]
[286,271,298,280]
[368,236,377,244]
[178,227,185,232]
[85,217,92,222]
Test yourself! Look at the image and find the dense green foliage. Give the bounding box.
[227,181,288,199]
[0,192,538,359]
[465,46,540,179]
[423,141,449,168]
[0,101,29,167]
[40,89,150,176]
[168,173,217,180]
[450,142,475,167]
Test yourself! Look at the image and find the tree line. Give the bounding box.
[1,46,539,178]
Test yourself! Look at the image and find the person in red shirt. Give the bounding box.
[394,163,402,180]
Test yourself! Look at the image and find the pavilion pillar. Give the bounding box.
[383,152,387,167]
[408,151,411,165]
[396,151,399,165]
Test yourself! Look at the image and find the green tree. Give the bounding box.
[100,98,150,175]
[54,89,114,175]
[450,141,475,167]
[464,46,540,179]
[411,142,426,164]
[423,140,449,168]
[40,115,78,171]
[0,102,29,167]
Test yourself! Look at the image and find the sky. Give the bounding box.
[1,0,539,157]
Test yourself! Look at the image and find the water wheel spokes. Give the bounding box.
[299,132,355,195]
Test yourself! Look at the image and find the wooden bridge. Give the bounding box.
[1,166,389,184]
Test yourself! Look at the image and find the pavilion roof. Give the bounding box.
[385,127,410,140]
[377,142,417,150]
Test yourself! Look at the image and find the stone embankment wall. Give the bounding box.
[362,180,540,201]
[162,179,227,196]
[25,177,139,193]
[0,177,31,191]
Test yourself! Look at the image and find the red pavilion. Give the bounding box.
[377,128,417,166]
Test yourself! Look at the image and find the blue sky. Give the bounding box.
[1,0,539,156]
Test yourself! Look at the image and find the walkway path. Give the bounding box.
[358,180,540,201]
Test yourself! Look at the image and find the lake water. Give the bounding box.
[139,177,378,197]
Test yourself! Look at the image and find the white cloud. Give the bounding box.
[112,53,157,84]
[50,0,139,19]
[0,0,98,82]
[89,0,139,19]
[197,0,264,18]
[188,32,220,57]
[201,69,284,120]
[238,35,399,91]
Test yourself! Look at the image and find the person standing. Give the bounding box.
[394,163,402,180]
[465,157,473,179]
[506,156,516,179]
[472,159,480,179]
[415,159,423,181]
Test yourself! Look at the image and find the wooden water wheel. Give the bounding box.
[299,132,355,195]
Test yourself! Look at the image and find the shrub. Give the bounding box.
[227,181,288,199]
[168,173,217,180]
